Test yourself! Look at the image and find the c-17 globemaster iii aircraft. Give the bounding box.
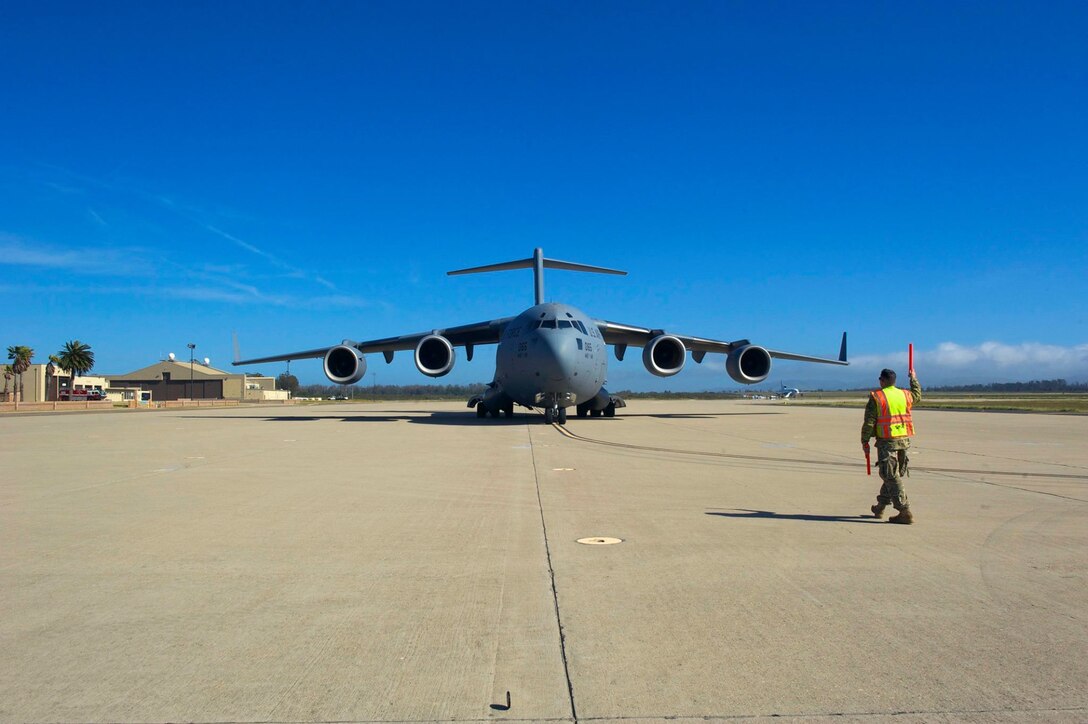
[233,249,848,424]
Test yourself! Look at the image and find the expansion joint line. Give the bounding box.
[529,425,579,723]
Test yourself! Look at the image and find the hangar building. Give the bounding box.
[5,360,284,403]
[108,359,283,402]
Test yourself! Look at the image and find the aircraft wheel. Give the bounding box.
[591,409,602,417]
[577,406,589,418]
[503,404,513,418]
[544,407,554,424]
[476,405,486,419]
[557,407,568,425]
[604,403,616,418]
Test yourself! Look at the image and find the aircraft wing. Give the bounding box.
[594,319,848,365]
[233,317,513,366]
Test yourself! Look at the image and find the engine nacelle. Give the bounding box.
[726,344,772,384]
[642,334,687,377]
[323,345,367,385]
[415,334,455,378]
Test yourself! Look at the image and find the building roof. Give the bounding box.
[109,359,232,381]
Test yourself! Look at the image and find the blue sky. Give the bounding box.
[2,1,1085,390]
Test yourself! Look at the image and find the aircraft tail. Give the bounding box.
[448,248,626,305]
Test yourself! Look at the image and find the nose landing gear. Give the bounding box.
[544,405,568,425]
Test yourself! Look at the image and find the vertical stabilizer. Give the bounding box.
[532,248,544,305]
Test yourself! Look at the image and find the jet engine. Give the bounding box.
[323,345,367,385]
[415,334,455,377]
[642,334,687,377]
[726,344,772,384]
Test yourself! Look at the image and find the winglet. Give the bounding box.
[839,332,848,363]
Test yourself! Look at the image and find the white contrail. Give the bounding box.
[204,225,339,291]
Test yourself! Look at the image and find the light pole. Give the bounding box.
[187,343,196,400]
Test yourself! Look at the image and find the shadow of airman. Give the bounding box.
[706,509,881,524]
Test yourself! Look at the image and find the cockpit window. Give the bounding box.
[542,319,557,329]
[558,320,573,329]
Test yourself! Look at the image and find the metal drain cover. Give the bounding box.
[577,537,623,545]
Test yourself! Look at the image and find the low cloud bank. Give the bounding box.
[848,342,1088,386]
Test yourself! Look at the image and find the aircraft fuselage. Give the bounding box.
[493,302,607,410]
[231,248,847,425]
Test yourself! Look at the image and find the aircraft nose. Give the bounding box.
[536,332,577,383]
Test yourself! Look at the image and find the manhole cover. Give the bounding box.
[577,537,623,545]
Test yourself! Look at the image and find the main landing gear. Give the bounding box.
[476,402,514,419]
[544,405,568,425]
[576,401,617,418]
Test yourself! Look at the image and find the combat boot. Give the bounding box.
[870,504,885,519]
[888,508,913,525]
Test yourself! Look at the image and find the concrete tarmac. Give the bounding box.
[2,400,1086,722]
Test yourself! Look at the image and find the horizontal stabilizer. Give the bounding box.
[542,258,626,275]
[448,247,625,305]
[448,256,625,277]
[447,257,537,276]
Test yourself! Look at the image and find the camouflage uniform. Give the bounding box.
[861,375,922,512]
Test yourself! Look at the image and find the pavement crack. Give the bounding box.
[555,425,1088,501]
[529,425,580,724]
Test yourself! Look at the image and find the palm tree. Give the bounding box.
[6,345,33,402]
[46,354,61,401]
[2,364,12,402]
[55,341,95,392]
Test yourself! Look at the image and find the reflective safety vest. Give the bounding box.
[871,386,914,438]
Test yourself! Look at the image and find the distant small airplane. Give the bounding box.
[780,384,802,398]
[233,249,848,424]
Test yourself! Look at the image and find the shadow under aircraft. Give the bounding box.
[234,249,848,425]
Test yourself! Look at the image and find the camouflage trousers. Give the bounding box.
[875,438,910,511]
